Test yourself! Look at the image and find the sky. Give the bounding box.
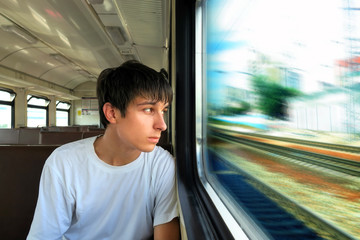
[205,0,356,104]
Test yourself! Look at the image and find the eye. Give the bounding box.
[144,108,152,113]
[161,108,168,115]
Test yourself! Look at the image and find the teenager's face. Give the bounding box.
[113,96,168,152]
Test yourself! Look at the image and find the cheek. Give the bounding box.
[130,115,150,129]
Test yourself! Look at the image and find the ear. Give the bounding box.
[103,102,118,124]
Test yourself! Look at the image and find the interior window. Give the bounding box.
[200,0,360,239]
[0,89,16,128]
[27,95,50,127]
[56,101,71,126]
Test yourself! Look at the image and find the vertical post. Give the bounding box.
[14,88,27,128]
[48,96,56,126]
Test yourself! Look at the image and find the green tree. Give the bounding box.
[252,75,300,119]
[223,101,251,116]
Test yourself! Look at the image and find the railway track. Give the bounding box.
[210,130,360,177]
[208,149,355,240]
[209,125,360,154]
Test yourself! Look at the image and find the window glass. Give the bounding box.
[0,89,15,128]
[56,110,69,126]
[27,108,47,127]
[56,101,70,126]
[56,101,71,110]
[0,104,12,128]
[27,95,49,127]
[56,101,71,126]
[27,95,50,106]
[0,90,15,101]
[202,0,360,239]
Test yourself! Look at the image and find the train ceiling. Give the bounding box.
[0,0,170,100]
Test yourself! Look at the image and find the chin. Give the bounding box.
[139,144,156,153]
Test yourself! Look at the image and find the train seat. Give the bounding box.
[0,145,58,240]
[0,129,20,144]
[39,131,84,145]
[18,128,41,144]
[82,130,105,139]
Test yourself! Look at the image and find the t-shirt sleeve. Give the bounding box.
[152,150,179,227]
[27,153,74,240]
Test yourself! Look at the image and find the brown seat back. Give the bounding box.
[18,128,41,144]
[0,129,20,144]
[82,130,105,139]
[39,131,83,145]
[0,145,58,240]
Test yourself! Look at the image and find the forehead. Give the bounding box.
[131,96,168,107]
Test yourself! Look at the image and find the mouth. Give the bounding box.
[148,137,160,144]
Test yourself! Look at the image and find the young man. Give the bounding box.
[27,60,179,240]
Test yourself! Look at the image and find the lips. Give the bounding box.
[148,137,160,143]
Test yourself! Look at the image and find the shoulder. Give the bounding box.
[146,146,174,165]
[55,136,95,153]
[143,146,175,177]
[45,137,96,169]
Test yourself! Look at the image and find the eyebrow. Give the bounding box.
[136,101,169,107]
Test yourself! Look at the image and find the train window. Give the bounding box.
[27,95,50,127]
[198,0,360,239]
[0,89,15,128]
[56,101,71,126]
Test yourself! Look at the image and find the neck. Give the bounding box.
[93,133,141,166]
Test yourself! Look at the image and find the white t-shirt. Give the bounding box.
[27,136,178,240]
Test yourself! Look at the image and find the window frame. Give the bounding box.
[190,1,360,240]
[176,1,285,239]
[175,0,237,239]
[193,0,270,239]
[194,0,264,238]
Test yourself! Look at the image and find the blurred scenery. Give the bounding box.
[206,0,360,146]
[204,0,360,239]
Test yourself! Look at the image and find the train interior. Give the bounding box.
[1,0,360,240]
[0,0,178,239]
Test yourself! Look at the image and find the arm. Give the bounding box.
[154,217,180,240]
[27,159,73,239]
[152,150,179,240]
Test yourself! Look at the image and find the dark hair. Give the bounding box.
[97,60,173,128]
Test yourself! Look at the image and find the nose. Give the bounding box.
[154,112,167,131]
